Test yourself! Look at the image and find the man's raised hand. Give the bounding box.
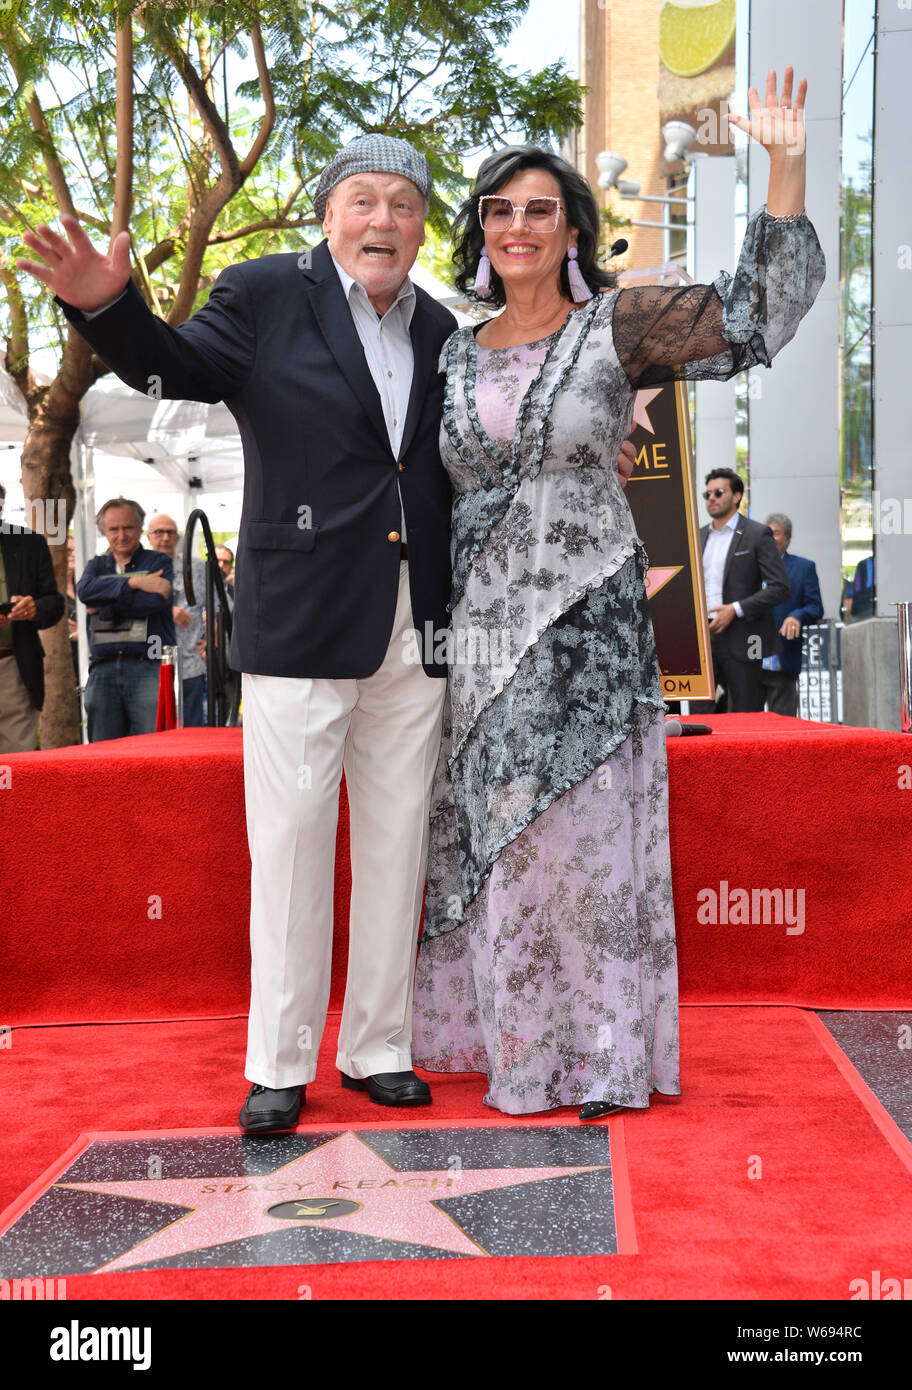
[16,214,131,314]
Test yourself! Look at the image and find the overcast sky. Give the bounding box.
[502,0,579,78]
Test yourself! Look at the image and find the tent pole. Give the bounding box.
[71,441,94,743]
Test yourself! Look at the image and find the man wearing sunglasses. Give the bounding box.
[694,467,790,713]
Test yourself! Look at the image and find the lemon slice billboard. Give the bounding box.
[660,0,736,79]
[659,0,737,159]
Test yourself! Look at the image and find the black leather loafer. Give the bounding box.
[239,1083,305,1133]
[579,1100,624,1122]
[340,1070,431,1106]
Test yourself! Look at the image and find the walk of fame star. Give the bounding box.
[0,1127,620,1273]
[644,566,683,601]
[632,388,663,435]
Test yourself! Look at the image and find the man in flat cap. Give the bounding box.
[20,134,456,1130]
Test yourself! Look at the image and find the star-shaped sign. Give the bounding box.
[57,1131,607,1269]
[632,387,663,435]
[644,566,682,600]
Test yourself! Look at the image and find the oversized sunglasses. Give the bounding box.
[478,196,565,232]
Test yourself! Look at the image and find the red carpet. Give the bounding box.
[666,714,912,1007]
[3,715,911,1026]
[2,1007,911,1299]
[1,730,351,1026]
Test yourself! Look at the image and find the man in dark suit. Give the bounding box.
[759,512,824,716]
[20,135,456,1132]
[0,484,65,753]
[693,468,790,713]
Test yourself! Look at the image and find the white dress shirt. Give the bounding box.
[703,512,744,619]
[330,254,415,543]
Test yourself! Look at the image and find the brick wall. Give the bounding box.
[578,0,670,272]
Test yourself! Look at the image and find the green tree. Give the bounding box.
[839,144,873,497]
[0,0,583,745]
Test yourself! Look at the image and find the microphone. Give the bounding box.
[609,239,629,258]
[664,719,713,738]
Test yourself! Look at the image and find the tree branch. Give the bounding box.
[138,8,247,322]
[5,31,78,218]
[208,215,316,245]
[112,15,134,242]
[141,9,240,192]
[238,22,275,179]
[0,255,34,396]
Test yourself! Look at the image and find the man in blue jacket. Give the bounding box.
[76,497,175,741]
[759,512,824,716]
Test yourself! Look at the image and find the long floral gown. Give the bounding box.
[412,207,826,1115]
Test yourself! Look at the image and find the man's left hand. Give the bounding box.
[5,594,38,622]
[780,615,801,640]
[708,603,737,634]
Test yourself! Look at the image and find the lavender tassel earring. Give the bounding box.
[566,247,591,303]
[474,247,492,299]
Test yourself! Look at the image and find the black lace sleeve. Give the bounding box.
[612,207,827,391]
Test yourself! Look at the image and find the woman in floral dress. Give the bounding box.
[412,70,826,1119]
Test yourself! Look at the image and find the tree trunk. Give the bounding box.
[20,379,83,750]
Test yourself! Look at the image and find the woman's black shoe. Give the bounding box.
[579,1100,623,1122]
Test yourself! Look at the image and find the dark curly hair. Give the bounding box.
[452,145,615,309]
[705,467,745,501]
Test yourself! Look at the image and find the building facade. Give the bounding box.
[576,0,910,640]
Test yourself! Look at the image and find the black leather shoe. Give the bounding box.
[340,1070,431,1106]
[579,1101,624,1122]
[239,1083,305,1133]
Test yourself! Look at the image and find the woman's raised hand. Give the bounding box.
[727,67,807,160]
[17,214,132,313]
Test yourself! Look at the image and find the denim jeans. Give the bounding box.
[182,673,207,727]
[84,658,161,742]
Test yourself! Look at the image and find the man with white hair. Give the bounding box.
[760,512,823,716]
[22,135,456,1129]
[76,497,175,742]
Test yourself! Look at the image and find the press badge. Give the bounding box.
[90,614,149,645]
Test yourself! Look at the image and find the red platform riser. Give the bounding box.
[2,714,910,1025]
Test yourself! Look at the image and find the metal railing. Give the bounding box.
[183,508,241,728]
[894,602,912,735]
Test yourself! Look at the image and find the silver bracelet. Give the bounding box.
[764,206,806,224]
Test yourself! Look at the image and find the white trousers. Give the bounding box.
[242,562,446,1088]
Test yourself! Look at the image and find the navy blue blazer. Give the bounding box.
[772,551,824,676]
[59,240,457,679]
